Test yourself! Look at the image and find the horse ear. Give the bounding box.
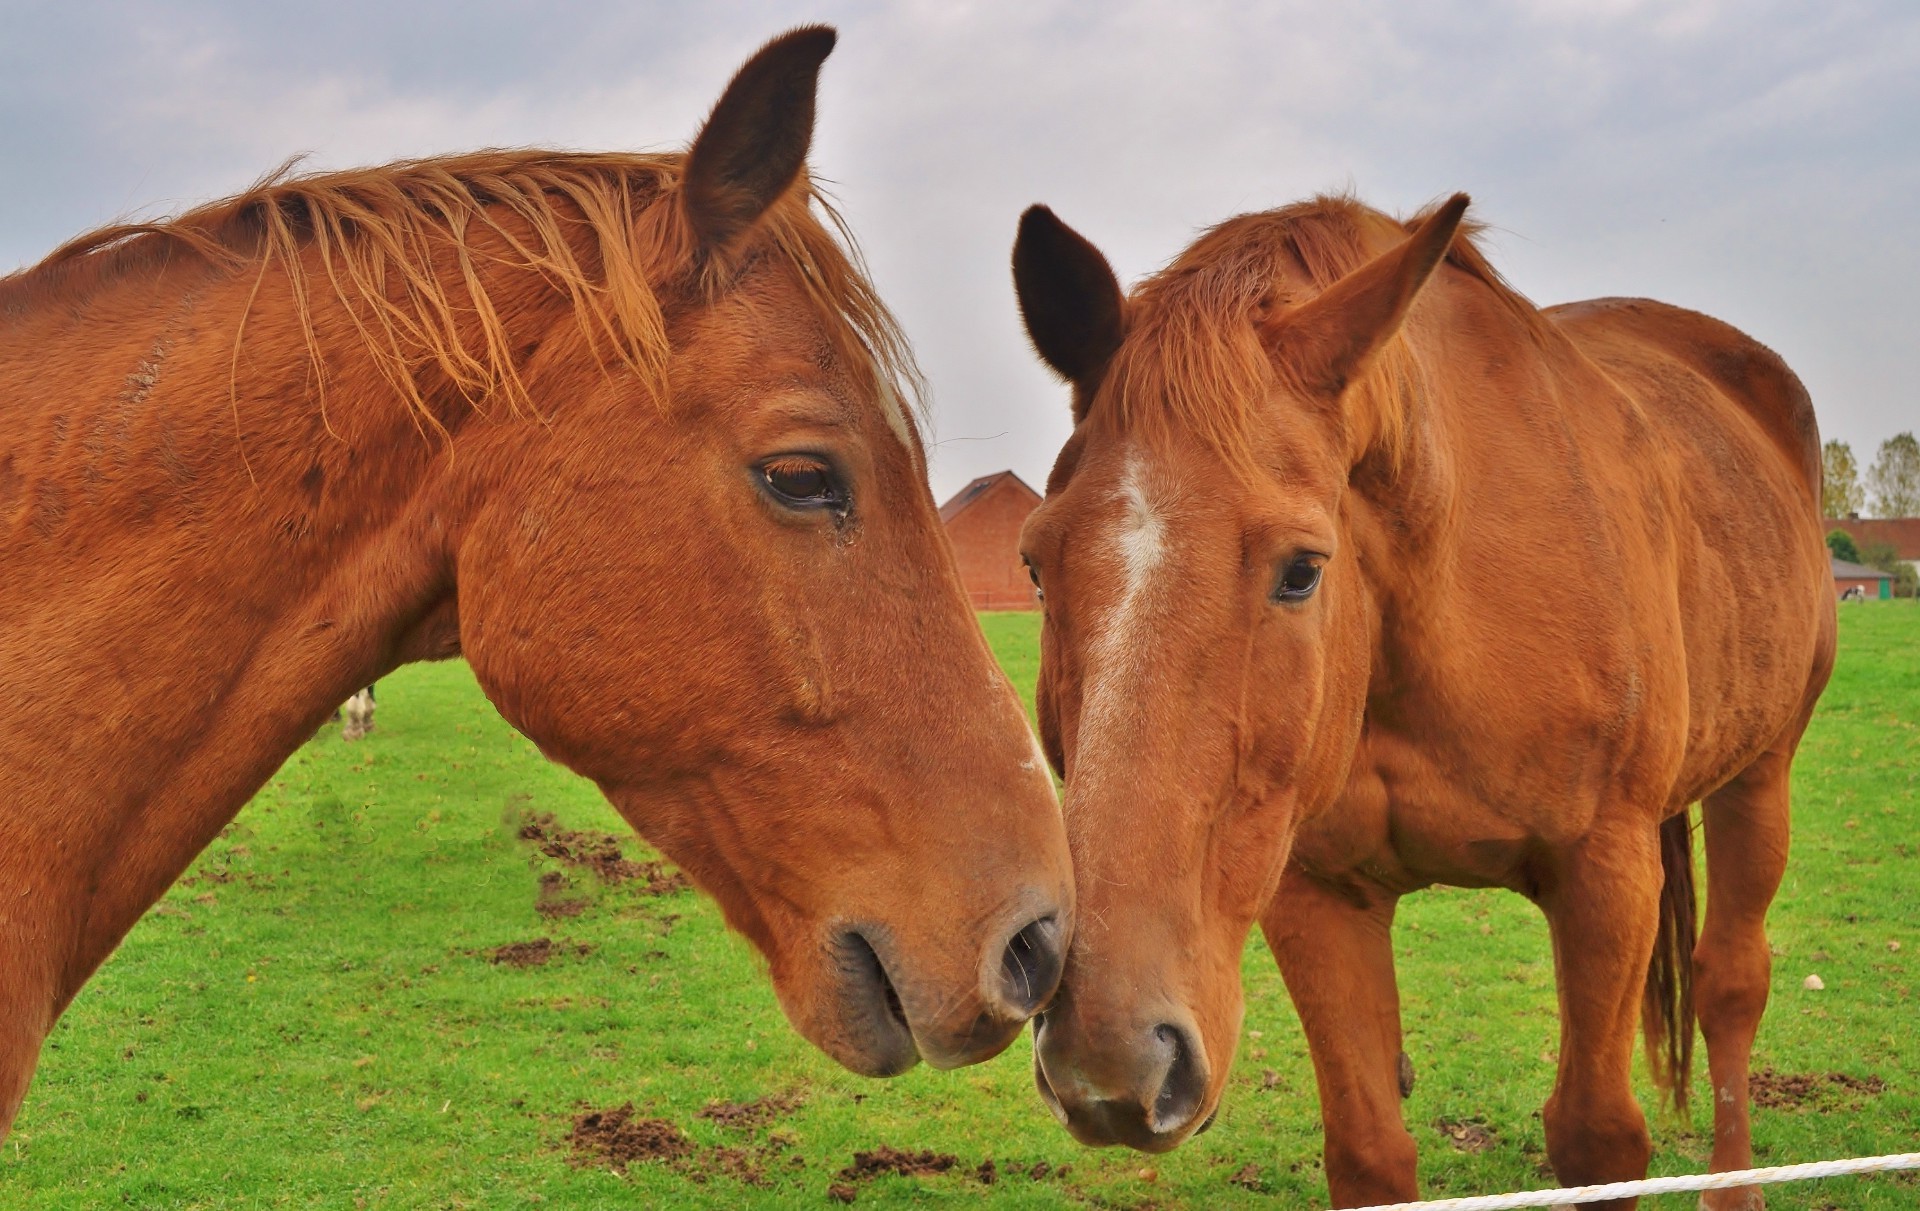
[682,25,837,252]
[1265,193,1469,398]
[1013,205,1126,412]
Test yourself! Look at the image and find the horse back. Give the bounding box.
[1543,296,1833,802]
[1544,297,1821,504]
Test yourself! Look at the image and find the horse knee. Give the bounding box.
[1325,1125,1417,1207]
[1693,942,1770,1040]
[1543,1091,1649,1186]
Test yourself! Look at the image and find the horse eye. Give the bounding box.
[1271,554,1325,604]
[1024,557,1044,601]
[761,456,844,510]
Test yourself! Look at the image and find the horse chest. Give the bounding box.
[1295,718,1622,894]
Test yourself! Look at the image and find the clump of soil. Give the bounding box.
[567,1103,691,1172]
[698,1091,804,1130]
[837,1146,959,1182]
[1436,1116,1497,1153]
[1229,1162,1265,1191]
[534,871,590,919]
[703,1145,773,1188]
[519,813,690,894]
[488,938,593,968]
[1749,1067,1887,1111]
[568,1102,786,1188]
[491,939,554,968]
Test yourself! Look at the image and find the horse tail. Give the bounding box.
[1642,809,1698,1113]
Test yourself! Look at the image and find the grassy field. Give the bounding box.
[5,606,1916,1209]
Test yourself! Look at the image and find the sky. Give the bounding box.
[4,1,1916,503]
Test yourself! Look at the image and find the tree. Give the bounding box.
[1866,432,1920,518]
[1826,529,1861,563]
[1857,540,1918,598]
[1859,539,1902,573]
[1823,440,1864,518]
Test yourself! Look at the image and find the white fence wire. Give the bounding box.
[1344,1150,1920,1210]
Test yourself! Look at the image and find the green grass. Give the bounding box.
[5,605,1916,1209]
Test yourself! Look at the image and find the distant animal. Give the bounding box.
[1840,585,1866,602]
[0,26,1071,1143]
[332,684,377,740]
[1011,191,1831,1210]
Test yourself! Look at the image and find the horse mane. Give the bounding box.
[2,149,921,440]
[1103,193,1546,473]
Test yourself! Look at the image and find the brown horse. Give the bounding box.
[1010,193,1832,1209]
[0,27,1073,1140]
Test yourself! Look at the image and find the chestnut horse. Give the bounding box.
[1011,193,1832,1209]
[0,28,1073,1140]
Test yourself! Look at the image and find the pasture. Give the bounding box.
[5,606,1916,1209]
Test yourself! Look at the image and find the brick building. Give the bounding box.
[1832,557,1893,600]
[940,471,1042,610]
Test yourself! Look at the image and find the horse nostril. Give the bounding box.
[997,914,1065,1017]
[1149,1022,1206,1134]
[840,929,911,1033]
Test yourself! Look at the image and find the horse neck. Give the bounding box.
[1342,276,1568,654]
[4,252,492,824]
[0,247,566,1006]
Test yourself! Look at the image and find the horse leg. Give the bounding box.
[1539,819,1663,1209]
[0,974,51,1140]
[342,687,375,740]
[1263,869,1416,1208]
[1691,746,1795,1211]
[0,896,75,1140]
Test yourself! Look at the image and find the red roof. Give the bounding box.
[1825,517,1920,560]
[939,470,1041,524]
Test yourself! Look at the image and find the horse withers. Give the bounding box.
[0,28,1072,1140]
[1010,193,1832,1209]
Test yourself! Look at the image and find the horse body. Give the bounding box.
[1299,291,1826,889]
[0,29,1073,1142]
[1011,195,1830,1209]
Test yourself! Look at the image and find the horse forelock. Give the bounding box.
[2,149,923,443]
[1098,194,1540,479]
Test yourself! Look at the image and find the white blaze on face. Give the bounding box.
[1114,455,1167,606]
[1076,452,1170,772]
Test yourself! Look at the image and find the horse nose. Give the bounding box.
[990,912,1066,1018]
[1034,1016,1210,1150]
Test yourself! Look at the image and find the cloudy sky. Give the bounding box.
[4,1,1915,501]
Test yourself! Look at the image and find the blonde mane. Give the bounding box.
[1103,194,1542,473]
[4,149,922,440]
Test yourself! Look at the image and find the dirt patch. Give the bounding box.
[568,1102,786,1188]
[519,813,690,894]
[534,871,590,919]
[838,1146,958,1182]
[1436,1116,1497,1153]
[698,1091,804,1130]
[492,939,555,968]
[567,1103,691,1172]
[1749,1067,1887,1111]
[701,1144,775,1188]
[488,938,593,968]
[1229,1162,1265,1191]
